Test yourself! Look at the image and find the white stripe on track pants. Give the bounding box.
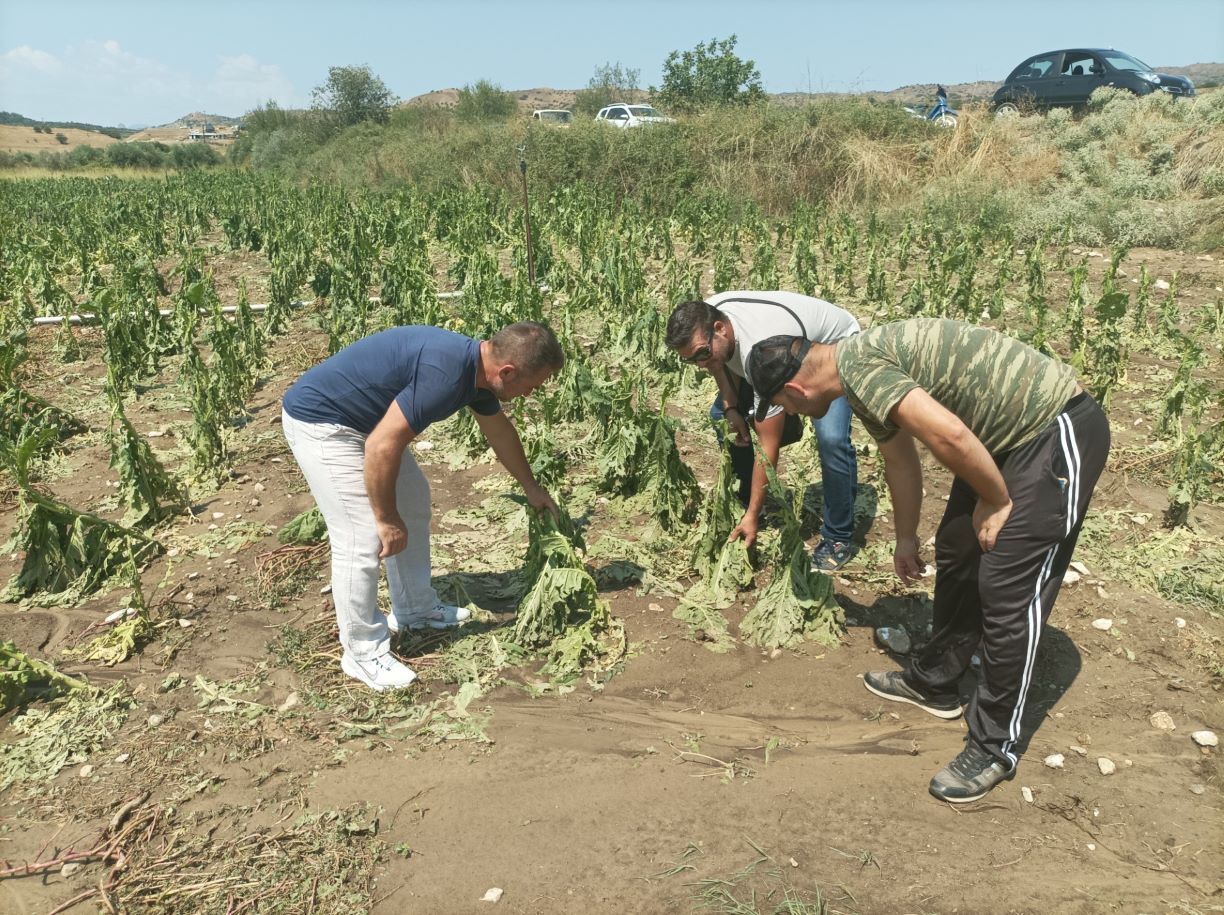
[904,393,1110,768]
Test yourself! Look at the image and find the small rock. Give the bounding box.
[1097,757,1116,776]
[61,862,82,877]
[104,607,138,624]
[147,714,164,728]
[1070,561,1090,575]
[1095,586,1109,599]
[481,888,504,903]
[212,511,225,521]
[1062,569,1081,585]
[253,482,266,493]
[278,692,299,713]
[1149,711,1176,731]
[1070,745,1088,756]
[415,441,434,452]
[320,584,332,595]
[178,618,194,628]
[1086,843,1096,851]
[1021,786,1034,803]
[167,547,181,558]
[1190,783,1205,795]
[1191,730,1218,748]
[115,753,130,764]
[648,603,664,613]
[226,594,239,603]
[874,626,912,654]
[185,592,194,602]
[789,856,799,868]
[1044,753,1065,769]
[769,647,783,660]
[79,764,94,778]
[188,571,200,580]
[1154,279,1171,290]
[1174,618,1186,629]
[1091,618,1113,631]
[207,523,218,531]
[249,498,262,508]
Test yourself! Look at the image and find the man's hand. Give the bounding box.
[729,509,760,548]
[524,482,560,521]
[973,498,1013,552]
[726,409,751,447]
[893,535,925,586]
[377,519,408,558]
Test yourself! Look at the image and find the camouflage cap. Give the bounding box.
[746,334,811,422]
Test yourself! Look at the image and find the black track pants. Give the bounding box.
[905,393,1110,768]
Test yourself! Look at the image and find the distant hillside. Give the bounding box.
[0,111,133,138]
[405,62,1224,113]
[155,111,241,130]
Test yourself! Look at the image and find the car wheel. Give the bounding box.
[934,113,957,128]
[994,101,1021,119]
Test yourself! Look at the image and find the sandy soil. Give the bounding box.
[0,125,118,155]
[0,246,1221,914]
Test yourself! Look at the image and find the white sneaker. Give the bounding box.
[340,652,418,691]
[387,604,471,633]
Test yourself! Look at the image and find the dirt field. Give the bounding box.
[0,125,118,155]
[0,241,1221,915]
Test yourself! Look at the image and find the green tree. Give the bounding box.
[573,62,641,117]
[455,79,517,122]
[311,65,397,128]
[655,35,764,113]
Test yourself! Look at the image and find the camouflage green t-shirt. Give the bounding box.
[836,318,1079,453]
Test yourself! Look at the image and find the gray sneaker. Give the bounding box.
[387,603,471,633]
[863,670,963,719]
[929,742,1012,803]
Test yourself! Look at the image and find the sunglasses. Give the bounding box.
[679,330,714,365]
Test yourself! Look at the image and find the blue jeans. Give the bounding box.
[711,391,858,545]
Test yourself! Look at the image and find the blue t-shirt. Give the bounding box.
[283,326,501,435]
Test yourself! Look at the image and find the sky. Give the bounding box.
[1,0,1221,126]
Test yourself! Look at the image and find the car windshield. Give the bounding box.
[629,106,662,117]
[1102,52,1153,73]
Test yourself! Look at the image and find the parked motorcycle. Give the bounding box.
[905,85,958,128]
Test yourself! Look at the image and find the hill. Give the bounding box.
[404,62,1224,112]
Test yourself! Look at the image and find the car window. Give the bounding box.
[1061,54,1098,77]
[1102,51,1153,73]
[610,108,629,119]
[628,106,660,117]
[1010,54,1059,81]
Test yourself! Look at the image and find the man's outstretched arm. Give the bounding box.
[474,410,559,519]
[888,387,1012,552]
[365,401,417,558]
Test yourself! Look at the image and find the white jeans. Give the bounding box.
[282,410,439,660]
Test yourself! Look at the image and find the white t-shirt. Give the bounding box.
[708,291,861,419]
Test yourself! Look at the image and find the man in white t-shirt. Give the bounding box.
[666,292,861,567]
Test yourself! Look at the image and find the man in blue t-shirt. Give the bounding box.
[282,322,564,691]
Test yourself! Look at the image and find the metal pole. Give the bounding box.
[518,143,536,288]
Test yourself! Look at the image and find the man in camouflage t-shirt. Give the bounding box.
[747,319,1110,803]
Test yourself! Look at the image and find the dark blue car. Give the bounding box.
[993,48,1195,116]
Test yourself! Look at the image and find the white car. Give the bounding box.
[532,109,572,125]
[595,103,675,128]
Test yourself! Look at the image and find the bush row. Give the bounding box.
[0,140,222,172]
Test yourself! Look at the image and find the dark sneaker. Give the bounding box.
[811,540,855,572]
[929,742,1012,803]
[863,670,963,720]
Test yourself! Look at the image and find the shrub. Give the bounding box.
[455,80,517,123]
